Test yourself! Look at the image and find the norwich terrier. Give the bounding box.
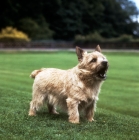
[29,45,109,123]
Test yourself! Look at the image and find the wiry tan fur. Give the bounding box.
[29,45,109,123]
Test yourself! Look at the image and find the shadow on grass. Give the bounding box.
[33,109,107,124]
[32,108,94,124]
[36,110,68,122]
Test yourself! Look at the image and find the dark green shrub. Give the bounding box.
[117,34,133,42]
[18,17,54,40]
[75,32,104,44]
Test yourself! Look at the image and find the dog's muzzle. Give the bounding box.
[97,61,109,80]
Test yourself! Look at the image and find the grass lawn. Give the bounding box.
[0,50,139,140]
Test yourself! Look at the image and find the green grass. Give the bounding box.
[0,51,139,140]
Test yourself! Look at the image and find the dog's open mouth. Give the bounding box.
[97,66,108,80]
[98,69,107,79]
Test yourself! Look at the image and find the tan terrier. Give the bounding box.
[28,45,109,123]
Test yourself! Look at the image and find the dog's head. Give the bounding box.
[76,45,109,81]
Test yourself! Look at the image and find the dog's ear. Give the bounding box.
[76,46,85,61]
[95,45,101,53]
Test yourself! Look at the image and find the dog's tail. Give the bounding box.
[30,68,45,78]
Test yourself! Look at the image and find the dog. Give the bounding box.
[28,45,109,123]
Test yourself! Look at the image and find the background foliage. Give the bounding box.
[0,27,30,42]
[0,0,139,40]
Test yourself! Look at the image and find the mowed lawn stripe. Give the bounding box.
[0,51,139,140]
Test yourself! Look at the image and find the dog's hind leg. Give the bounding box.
[47,103,59,114]
[28,92,45,116]
[28,100,37,116]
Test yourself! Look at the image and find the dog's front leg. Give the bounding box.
[66,98,79,124]
[85,100,96,122]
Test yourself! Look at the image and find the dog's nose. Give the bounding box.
[102,61,108,66]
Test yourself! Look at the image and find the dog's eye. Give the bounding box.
[90,58,97,63]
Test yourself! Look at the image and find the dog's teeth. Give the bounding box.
[99,73,106,78]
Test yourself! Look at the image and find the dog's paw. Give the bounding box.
[28,110,36,116]
[51,111,59,115]
[87,118,95,122]
[69,120,80,124]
